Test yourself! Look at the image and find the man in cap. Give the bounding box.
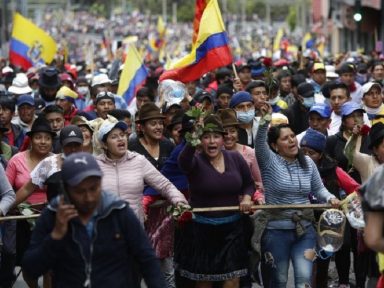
[55,86,79,125]
[88,73,127,111]
[12,95,36,131]
[93,91,116,120]
[22,152,166,288]
[296,103,332,145]
[282,82,315,135]
[328,82,371,135]
[229,91,259,147]
[309,62,326,93]
[15,125,85,206]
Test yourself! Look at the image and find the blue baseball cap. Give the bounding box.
[17,94,34,107]
[309,103,332,118]
[98,120,128,142]
[340,101,365,117]
[61,152,103,186]
[229,91,253,108]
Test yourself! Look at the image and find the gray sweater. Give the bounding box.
[255,119,334,229]
[0,164,15,215]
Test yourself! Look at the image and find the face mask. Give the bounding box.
[236,109,255,123]
[302,97,315,108]
[77,87,89,95]
[268,96,280,105]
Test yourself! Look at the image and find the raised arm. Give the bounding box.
[178,143,197,173]
[255,104,274,170]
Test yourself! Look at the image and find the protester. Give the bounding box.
[215,85,234,110]
[0,164,16,288]
[245,80,268,117]
[282,82,315,135]
[93,91,116,120]
[266,78,288,113]
[177,114,255,287]
[217,108,264,204]
[255,102,339,287]
[361,82,384,122]
[12,95,36,131]
[55,86,79,125]
[22,152,167,288]
[0,97,25,149]
[370,62,384,86]
[300,128,360,288]
[5,117,55,287]
[277,70,295,106]
[71,116,94,154]
[229,91,258,147]
[337,62,363,105]
[41,105,65,153]
[308,62,326,94]
[38,67,61,105]
[0,123,18,168]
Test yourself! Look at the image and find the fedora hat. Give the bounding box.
[38,67,61,89]
[137,103,165,123]
[202,114,226,135]
[216,108,239,128]
[26,117,56,137]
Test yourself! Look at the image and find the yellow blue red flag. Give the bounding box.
[9,13,57,70]
[117,45,148,105]
[159,0,232,83]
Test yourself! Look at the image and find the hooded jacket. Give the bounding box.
[22,192,166,288]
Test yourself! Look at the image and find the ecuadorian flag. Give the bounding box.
[159,0,232,83]
[9,13,57,71]
[117,45,148,105]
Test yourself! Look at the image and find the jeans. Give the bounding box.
[261,226,316,288]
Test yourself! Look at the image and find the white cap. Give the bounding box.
[362,81,382,95]
[91,73,112,87]
[2,66,13,74]
[325,65,338,79]
[8,73,32,95]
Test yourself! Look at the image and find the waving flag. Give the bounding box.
[192,0,209,46]
[159,0,232,83]
[9,13,57,70]
[117,45,148,105]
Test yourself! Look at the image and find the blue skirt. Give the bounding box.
[174,214,248,281]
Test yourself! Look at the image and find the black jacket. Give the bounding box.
[22,192,166,288]
[282,101,309,135]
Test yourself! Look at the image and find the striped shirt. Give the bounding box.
[255,120,334,229]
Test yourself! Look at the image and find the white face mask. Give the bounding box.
[77,87,89,95]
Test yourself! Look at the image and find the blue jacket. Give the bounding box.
[22,192,166,288]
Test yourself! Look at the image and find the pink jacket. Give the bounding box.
[96,151,187,223]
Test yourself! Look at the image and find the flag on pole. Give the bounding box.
[159,0,232,83]
[117,45,148,106]
[9,13,57,70]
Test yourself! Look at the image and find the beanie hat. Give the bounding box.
[300,128,326,152]
[229,91,253,108]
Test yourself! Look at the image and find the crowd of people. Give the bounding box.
[0,10,384,288]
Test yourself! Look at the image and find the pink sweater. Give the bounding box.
[6,151,47,204]
[96,151,187,223]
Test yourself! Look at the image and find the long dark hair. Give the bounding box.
[267,123,307,168]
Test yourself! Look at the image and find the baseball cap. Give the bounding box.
[312,62,325,72]
[362,81,382,96]
[194,91,213,104]
[59,125,84,146]
[340,101,365,117]
[17,94,35,107]
[297,83,315,98]
[98,120,128,142]
[309,103,332,118]
[61,152,103,187]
